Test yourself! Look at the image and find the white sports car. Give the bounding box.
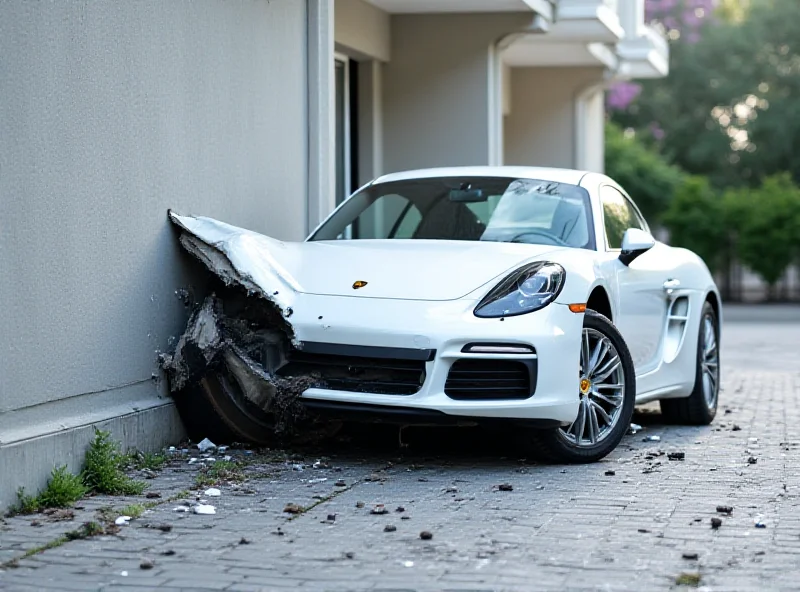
[165,166,721,463]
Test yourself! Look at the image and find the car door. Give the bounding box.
[598,185,670,375]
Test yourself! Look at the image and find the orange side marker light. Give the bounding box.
[568,303,587,313]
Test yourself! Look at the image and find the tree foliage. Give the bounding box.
[661,176,726,273]
[723,174,800,290]
[612,0,800,190]
[604,122,685,223]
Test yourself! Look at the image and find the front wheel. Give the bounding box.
[517,310,636,463]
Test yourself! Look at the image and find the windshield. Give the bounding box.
[308,176,595,249]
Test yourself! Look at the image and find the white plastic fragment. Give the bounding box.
[188,458,199,464]
[115,516,131,526]
[194,504,216,515]
[628,423,643,435]
[307,478,328,484]
[223,455,232,461]
[644,435,661,442]
[292,464,305,471]
[173,506,190,513]
[120,571,129,577]
[197,438,217,452]
[204,488,222,497]
[403,561,414,568]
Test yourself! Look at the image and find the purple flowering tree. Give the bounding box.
[607,0,719,113]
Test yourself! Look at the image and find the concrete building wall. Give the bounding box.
[334,0,391,61]
[504,66,605,170]
[0,0,310,508]
[383,13,534,174]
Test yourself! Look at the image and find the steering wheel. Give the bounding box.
[508,229,570,247]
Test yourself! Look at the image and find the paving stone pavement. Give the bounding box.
[2,309,800,591]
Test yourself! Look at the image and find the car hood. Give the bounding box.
[169,212,565,301]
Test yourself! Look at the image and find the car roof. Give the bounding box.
[372,166,591,187]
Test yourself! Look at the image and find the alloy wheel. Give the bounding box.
[559,328,626,447]
[701,314,719,409]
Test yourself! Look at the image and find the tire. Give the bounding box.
[517,310,637,463]
[173,368,277,446]
[660,301,719,425]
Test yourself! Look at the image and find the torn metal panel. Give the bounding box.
[160,295,223,392]
[168,210,300,346]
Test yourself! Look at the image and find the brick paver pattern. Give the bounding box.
[1,309,799,591]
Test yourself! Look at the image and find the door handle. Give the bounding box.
[663,278,680,294]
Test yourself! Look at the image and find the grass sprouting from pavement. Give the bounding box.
[675,572,702,587]
[13,466,88,514]
[194,459,246,488]
[127,449,168,471]
[82,428,147,495]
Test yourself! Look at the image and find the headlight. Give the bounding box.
[474,262,565,318]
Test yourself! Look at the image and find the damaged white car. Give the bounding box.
[164,166,721,463]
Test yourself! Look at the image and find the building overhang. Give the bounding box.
[503,38,618,69]
[366,0,554,18]
[615,24,669,79]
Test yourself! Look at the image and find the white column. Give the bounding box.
[306,0,336,233]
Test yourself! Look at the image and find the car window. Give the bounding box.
[309,176,595,250]
[600,186,646,249]
[343,194,422,239]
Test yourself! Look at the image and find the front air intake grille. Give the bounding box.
[444,359,533,400]
[277,346,428,396]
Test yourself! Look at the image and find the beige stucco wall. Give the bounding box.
[504,66,606,171]
[334,0,390,61]
[383,13,535,174]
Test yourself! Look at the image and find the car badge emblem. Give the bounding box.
[352,280,368,290]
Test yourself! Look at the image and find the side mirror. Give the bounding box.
[619,228,656,266]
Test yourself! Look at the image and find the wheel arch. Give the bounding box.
[586,285,613,322]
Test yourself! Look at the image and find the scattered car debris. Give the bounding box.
[146,492,162,499]
[754,516,767,528]
[162,549,176,556]
[204,488,222,497]
[682,552,699,560]
[667,452,686,461]
[326,514,336,522]
[748,456,758,464]
[355,501,365,508]
[115,516,131,526]
[194,504,216,515]
[174,506,190,513]
[644,435,661,442]
[732,424,742,431]
[420,531,433,540]
[711,517,723,529]
[605,470,616,476]
[384,525,397,532]
[345,552,355,559]
[716,506,733,515]
[403,561,415,567]
[140,559,154,570]
[239,537,251,545]
[283,503,303,514]
[370,504,389,515]
[628,423,643,435]
[637,528,650,533]
[197,438,217,452]
[497,483,514,492]
[335,480,346,487]
[395,506,406,513]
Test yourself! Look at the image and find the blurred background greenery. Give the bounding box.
[605,0,800,301]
